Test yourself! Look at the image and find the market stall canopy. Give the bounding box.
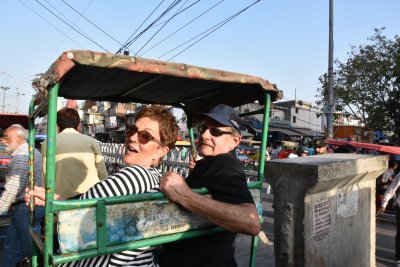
[32,50,282,116]
[268,127,303,137]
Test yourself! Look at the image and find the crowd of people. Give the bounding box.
[266,138,334,160]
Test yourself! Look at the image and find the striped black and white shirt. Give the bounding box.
[60,165,161,267]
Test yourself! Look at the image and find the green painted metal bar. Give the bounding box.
[52,227,225,265]
[31,244,39,267]
[187,117,197,162]
[44,83,59,267]
[51,183,261,212]
[96,200,108,255]
[30,228,44,255]
[258,93,271,182]
[28,97,36,222]
[249,92,271,267]
[28,97,39,267]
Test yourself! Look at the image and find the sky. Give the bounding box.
[0,0,399,115]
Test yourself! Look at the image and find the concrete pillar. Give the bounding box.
[265,154,387,267]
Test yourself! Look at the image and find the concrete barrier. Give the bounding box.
[265,154,387,267]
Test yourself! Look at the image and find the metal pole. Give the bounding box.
[327,0,334,138]
[0,86,10,112]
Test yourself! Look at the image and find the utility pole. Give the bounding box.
[16,92,26,113]
[326,0,334,139]
[0,86,10,112]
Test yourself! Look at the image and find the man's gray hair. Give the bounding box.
[9,124,28,140]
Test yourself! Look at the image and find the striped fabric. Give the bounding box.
[60,165,161,267]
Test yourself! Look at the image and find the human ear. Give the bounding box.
[157,146,170,158]
[233,135,241,146]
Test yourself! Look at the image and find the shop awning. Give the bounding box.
[292,128,324,137]
[268,127,303,137]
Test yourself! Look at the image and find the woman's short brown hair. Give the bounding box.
[135,105,179,149]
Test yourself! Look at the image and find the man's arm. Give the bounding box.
[160,171,260,236]
[0,156,27,214]
[377,172,400,216]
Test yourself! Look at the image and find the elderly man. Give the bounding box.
[0,124,43,267]
[159,104,261,267]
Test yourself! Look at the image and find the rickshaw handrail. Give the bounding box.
[52,227,226,265]
[50,181,263,212]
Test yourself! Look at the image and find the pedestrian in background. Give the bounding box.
[0,124,44,267]
[377,170,400,267]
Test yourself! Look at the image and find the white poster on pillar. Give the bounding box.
[312,199,331,241]
[337,190,358,217]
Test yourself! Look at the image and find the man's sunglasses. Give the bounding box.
[126,125,164,146]
[198,125,233,137]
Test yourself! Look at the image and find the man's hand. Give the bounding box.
[160,171,192,203]
[376,207,386,216]
[25,186,63,206]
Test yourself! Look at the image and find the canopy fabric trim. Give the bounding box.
[32,50,282,115]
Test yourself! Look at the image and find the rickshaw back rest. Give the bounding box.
[57,189,262,255]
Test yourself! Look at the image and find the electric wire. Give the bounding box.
[42,0,93,62]
[135,0,190,56]
[121,0,182,55]
[150,0,201,29]
[60,0,127,51]
[161,0,260,61]
[116,0,166,54]
[139,0,223,57]
[33,0,111,52]
[16,0,85,48]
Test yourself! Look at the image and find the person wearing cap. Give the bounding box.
[159,104,260,267]
[296,146,309,157]
[315,139,328,155]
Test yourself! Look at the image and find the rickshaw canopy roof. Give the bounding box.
[32,50,281,115]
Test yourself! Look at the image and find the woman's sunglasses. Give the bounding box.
[198,125,233,137]
[126,125,164,146]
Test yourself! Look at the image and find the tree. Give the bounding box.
[316,28,400,144]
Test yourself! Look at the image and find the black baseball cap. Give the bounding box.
[201,104,244,132]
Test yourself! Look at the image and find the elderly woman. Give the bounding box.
[26,105,178,267]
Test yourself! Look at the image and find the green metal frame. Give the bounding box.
[28,83,271,267]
